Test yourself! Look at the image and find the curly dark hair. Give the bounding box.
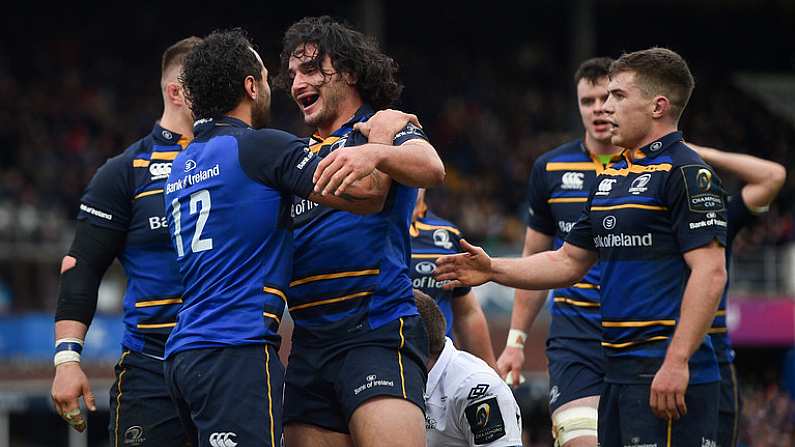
[276,16,402,110]
[180,29,263,120]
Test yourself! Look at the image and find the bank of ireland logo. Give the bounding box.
[161,130,173,140]
[433,229,453,249]
[416,261,435,274]
[628,173,652,195]
[185,159,197,172]
[602,215,616,230]
[595,178,617,196]
[561,172,584,190]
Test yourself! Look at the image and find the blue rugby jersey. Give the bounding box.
[289,105,428,342]
[710,195,757,364]
[163,116,318,357]
[526,140,622,346]
[409,211,471,337]
[77,124,188,358]
[566,131,728,384]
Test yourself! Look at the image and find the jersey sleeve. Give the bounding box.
[392,122,429,146]
[665,164,728,253]
[726,193,757,245]
[564,192,596,251]
[525,157,555,236]
[77,155,133,231]
[238,129,319,199]
[455,372,523,447]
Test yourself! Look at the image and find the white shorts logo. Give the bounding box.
[209,432,238,447]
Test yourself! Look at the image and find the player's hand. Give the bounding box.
[51,362,96,432]
[353,109,421,144]
[497,346,525,389]
[434,239,493,288]
[313,145,383,196]
[649,356,689,420]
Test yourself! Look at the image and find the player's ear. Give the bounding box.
[244,75,258,101]
[166,82,184,106]
[342,71,358,86]
[651,96,670,119]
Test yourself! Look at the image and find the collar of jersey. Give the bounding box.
[310,103,375,143]
[631,130,683,159]
[192,116,251,138]
[151,123,185,147]
[427,337,457,396]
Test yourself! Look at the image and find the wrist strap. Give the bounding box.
[54,338,84,366]
[506,329,528,349]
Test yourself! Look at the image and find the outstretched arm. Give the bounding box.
[691,144,786,211]
[435,239,597,291]
[313,110,445,195]
[496,227,554,386]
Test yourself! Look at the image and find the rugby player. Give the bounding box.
[415,289,522,447]
[276,16,445,447]
[50,37,200,445]
[436,48,729,446]
[691,145,786,447]
[163,29,419,447]
[495,57,618,447]
[410,189,496,367]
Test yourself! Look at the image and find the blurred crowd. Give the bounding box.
[2,41,793,250]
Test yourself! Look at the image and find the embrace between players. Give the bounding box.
[50,15,785,447]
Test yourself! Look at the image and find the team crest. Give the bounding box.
[433,229,453,249]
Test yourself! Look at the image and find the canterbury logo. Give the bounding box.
[209,432,238,447]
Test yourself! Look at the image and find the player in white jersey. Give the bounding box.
[415,289,523,447]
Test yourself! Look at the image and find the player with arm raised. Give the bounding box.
[276,16,445,447]
[162,29,418,447]
[50,37,200,445]
[691,145,786,447]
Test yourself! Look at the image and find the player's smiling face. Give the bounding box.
[603,71,654,150]
[576,77,611,144]
[288,43,352,131]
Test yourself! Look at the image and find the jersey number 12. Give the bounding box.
[171,189,213,257]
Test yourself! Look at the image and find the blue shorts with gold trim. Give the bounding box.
[164,344,284,447]
[283,315,428,433]
[108,350,189,446]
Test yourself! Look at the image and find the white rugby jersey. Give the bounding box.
[425,338,523,447]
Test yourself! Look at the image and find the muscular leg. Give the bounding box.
[552,395,599,447]
[349,396,426,447]
[284,423,354,447]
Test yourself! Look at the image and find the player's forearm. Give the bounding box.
[454,306,497,368]
[694,145,786,189]
[55,320,89,341]
[367,141,446,187]
[665,262,726,363]
[490,249,588,290]
[509,288,548,333]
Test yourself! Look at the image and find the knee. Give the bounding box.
[552,406,598,447]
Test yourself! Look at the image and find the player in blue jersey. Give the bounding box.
[495,57,619,447]
[690,146,785,447]
[50,37,200,445]
[410,188,496,368]
[276,16,445,447]
[162,29,417,447]
[436,48,729,446]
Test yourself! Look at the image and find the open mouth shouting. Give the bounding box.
[297,93,320,113]
[593,118,612,133]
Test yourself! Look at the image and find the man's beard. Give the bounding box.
[251,91,271,129]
